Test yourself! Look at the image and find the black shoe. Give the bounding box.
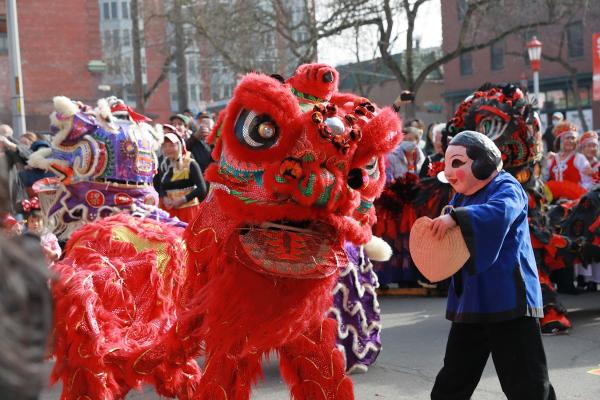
[541,321,570,335]
[586,282,598,292]
[557,286,585,295]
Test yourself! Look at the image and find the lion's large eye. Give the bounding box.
[365,156,378,176]
[477,115,508,141]
[235,109,279,149]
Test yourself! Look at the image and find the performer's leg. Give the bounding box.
[431,322,490,400]
[539,271,571,334]
[489,317,556,400]
[192,351,262,400]
[279,318,354,400]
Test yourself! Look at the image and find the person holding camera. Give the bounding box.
[186,111,215,173]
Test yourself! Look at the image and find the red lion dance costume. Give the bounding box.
[50,64,401,399]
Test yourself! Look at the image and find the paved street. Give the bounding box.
[42,292,600,400]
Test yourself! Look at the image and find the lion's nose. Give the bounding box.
[347,168,368,190]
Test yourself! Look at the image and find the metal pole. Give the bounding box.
[7,0,26,136]
[533,70,540,108]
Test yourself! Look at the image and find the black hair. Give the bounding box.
[449,131,502,180]
[270,73,286,84]
[0,158,53,398]
[476,82,494,92]
[423,122,439,155]
[26,209,43,220]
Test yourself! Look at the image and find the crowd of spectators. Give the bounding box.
[0,108,216,257]
[378,113,600,292]
[153,111,212,223]
[1,103,597,293]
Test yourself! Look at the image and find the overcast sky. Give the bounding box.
[317,1,442,66]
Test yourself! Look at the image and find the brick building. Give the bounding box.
[97,0,171,122]
[0,0,105,132]
[442,1,600,131]
[0,0,173,133]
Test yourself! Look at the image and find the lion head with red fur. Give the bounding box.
[197,64,401,278]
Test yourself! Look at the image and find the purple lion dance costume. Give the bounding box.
[330,238,391,372]
[29,96,183,240]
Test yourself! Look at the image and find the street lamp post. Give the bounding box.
[7,0,26,136]
[527,36,543,109]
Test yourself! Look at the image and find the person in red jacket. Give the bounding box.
[545,121,592,199]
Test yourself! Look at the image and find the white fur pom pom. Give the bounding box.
[27,147,53,170]
[53,96,77,117]
[364,235,392,262]
[96,98,112,120]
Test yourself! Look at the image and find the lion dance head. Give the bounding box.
[193,63,402,278]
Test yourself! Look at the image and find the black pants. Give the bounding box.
[431,317,556,400]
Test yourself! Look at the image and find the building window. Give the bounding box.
[490,40,504,71]
[567,86,591,108]
[459,52,472,76]
[123,29,130,46]
[123,56,132,76]
[293,30,308,43]
[0,15,7,54]
[111,1,118,19]
[225,83,234,98]
[457,0,468,21]
[125,91,137,105]
[567,21,584,58]
[113,58,121,75]
[112,29,120,48]
[211,86,219,101]
[0,33,7,54]
[103,30,112,48]
[102,2,110,19]
[578,86,591,107]
[190,84,198,102]
[545,89,567,109]
[188,58,196,75]
[121,1,129,19]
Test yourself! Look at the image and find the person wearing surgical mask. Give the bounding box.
[385,126,425,181]
[543,112,563,153]
[376,126,425,290]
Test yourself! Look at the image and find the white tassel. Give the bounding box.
[27,147,53,170]
[52,96,77,117]
[96,98,112,120]
[364,235,392,262]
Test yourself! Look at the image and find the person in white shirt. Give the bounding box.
[544,121,592,198]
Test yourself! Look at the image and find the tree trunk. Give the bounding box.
[404,99,416,120]
[131,0,145,112]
